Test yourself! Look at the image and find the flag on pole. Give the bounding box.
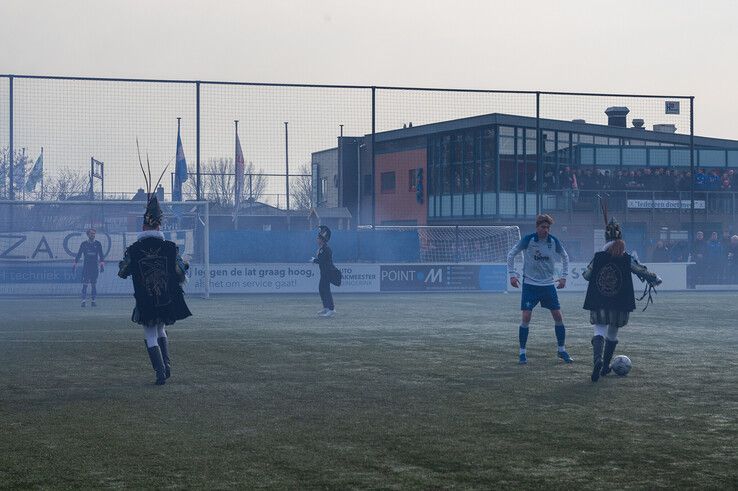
[173,120,188,201]
[25,148,43,192]
[233,122,245,221]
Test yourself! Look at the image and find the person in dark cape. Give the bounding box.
[583,209,661,382]
[312,225,337,317]
[118,149,191,385]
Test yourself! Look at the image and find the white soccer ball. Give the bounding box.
[611,355,632,376]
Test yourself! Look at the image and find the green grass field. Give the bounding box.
[1,292,736,489]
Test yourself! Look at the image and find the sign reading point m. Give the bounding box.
[379,264,506,292]
[425,268,443,283]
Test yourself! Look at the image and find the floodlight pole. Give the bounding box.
[285,121,290,211]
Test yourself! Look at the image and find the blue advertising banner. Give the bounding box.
[379,264,507,292]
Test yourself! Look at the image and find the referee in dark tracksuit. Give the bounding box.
[313,225,335,317]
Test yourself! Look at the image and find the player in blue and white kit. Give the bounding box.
[507,214,572,365]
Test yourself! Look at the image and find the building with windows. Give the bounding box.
[312,108,738,258]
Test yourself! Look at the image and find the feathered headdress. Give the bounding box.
[136,139,171,228]
[598,194,622,242]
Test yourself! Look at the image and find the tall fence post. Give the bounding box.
[204,200,210,299]
[371,86,376,228]
[9,75,14,202]
[196,81,201,201]
[536,92,541,216]
[689,96,695,245]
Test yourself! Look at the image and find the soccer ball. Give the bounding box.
[611,355,632,376]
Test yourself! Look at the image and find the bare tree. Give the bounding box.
[204,158,234,208]
[192,158,269,207]
[243,161,268,204]
[290,164,313,210]
[44,169,89,201]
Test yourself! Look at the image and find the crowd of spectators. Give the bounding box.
[688,230,738,285]
[546,167,738,212]
[547,166,737,195]
[651,231,738,285]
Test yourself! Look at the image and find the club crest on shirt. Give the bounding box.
[533,249,551,262]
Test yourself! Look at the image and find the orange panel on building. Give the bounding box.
[375,148,427,225]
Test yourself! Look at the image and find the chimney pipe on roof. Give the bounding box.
[632,119,645,130]
[605,106,629,127]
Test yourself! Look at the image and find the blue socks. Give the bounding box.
[519,324,529,351]
[555,324,566,350]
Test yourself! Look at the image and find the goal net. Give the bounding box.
[364,225,520,263]
[0,200,210,297]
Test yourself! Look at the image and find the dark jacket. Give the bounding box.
[583,251,637,313]
[692,239,707,263]
[583,249,661,313]
[313,244,334,276]
[651,245,670,263]
[118,232,191,326]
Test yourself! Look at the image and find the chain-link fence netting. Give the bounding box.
[199,83,372,213]
[14,76,738,288]
[9,77,196,201]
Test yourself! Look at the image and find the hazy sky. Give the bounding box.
[1,0,737,200]
[2,0,736,135]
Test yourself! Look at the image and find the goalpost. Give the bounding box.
[0,200,210,298]
[363,225,521,263]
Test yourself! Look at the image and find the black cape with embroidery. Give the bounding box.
[119,236,192,325]
[583,251,636,312]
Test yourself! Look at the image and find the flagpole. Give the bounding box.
[40,147,44,200]
[176,117,181,201]
[234,120,239,230]
[21,147,25,201]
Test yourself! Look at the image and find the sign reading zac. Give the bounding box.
[0,230,193,262]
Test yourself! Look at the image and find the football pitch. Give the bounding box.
[1,292,736,489]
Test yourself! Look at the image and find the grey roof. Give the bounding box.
[212,201,307,217]
[370,112,738,149]
[309,207,353,219]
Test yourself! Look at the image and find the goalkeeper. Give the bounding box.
[506,214,571,365]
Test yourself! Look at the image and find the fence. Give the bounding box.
[0,76,699,227]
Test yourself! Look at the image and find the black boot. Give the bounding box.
[146,346,167,385]
[591,335,604,382]
[157,336,171,379]
[601,339,618,377]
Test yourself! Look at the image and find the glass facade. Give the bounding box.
[426,122,738,220]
